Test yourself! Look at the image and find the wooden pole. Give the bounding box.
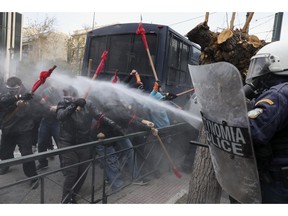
[176,88,194,97]
[155,134,182,178]
[204,12,209,23]
[230,12,236,30]
[87,59,93,78]
[146,48,158,81]
[242,12,254,33]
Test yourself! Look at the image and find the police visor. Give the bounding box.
[246,54,271,83]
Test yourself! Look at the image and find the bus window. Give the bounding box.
[167,35,192,86]
[191,45,201,65]
[88,33,158,76]
[108,34,132,73]
[132,34,157,76]
[89,36,107,73]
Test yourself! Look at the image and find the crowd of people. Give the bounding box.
[0,69,183,203]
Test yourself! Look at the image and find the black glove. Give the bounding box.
[17,93,33,101]
[165,92,177,100]
[112,123,124,136]
[73,98,86,107]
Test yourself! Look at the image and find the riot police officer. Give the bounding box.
[243,40,288,203]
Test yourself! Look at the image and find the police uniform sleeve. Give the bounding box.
[248,86,288,145]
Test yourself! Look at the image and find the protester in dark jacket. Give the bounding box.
[36,85,62,170]
[57,86,123,203]
[0,76,42,189]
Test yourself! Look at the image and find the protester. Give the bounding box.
[56,86,124,203]
[147,81,171,128]
[99,94,157,184]
[0,76,42,189]
[124,69,144,89]
[90,126,125,192]
[36,85,62,170]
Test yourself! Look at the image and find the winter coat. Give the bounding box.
[56,97,121,146]
[0,87,43,135]
[100,99,151,135]
[148,90,170,128]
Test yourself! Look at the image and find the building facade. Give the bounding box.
[0,12,22,80]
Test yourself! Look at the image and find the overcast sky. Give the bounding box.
[3,0,286,42]
[20,12,288,42]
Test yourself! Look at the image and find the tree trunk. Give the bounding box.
[187,126,222,203]
[186,14,267,203]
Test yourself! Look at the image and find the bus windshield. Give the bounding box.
[89,33,157,75]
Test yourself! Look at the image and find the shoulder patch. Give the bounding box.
[248,108,263,119]
[255,98,274,106]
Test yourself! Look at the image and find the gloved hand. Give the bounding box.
[151,127,158,136]
[141,119,155,128]
[97,132,106,140]
[130,69,137,75]
[73,98,86,107]
[112,124,124,136]
[49,105,57,112]
[17,93,33,101]
[16,100,27,108]
[165,92,177,100]
[153,80,161,92]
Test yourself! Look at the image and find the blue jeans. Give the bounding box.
[115,138,138,179]
[37,118,60,165]
[95,144,124,190]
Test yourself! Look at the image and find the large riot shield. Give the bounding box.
[189,62,261,203]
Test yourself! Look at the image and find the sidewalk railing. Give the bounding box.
[0,122,194,203]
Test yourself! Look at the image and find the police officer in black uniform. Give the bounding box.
[243,40,288,203]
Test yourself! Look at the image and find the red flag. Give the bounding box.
[82,50,109,99]
[93,50,108,79]
[111,70,119,84]
[136,22,148,50]
[31,65,57,93]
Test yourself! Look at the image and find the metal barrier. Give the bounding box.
[0,122,195,203]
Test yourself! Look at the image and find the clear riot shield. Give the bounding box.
[189,62,261,203]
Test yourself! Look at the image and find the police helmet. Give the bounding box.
[246,40,288,84]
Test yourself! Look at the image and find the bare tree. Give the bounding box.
[23,16,57,61]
